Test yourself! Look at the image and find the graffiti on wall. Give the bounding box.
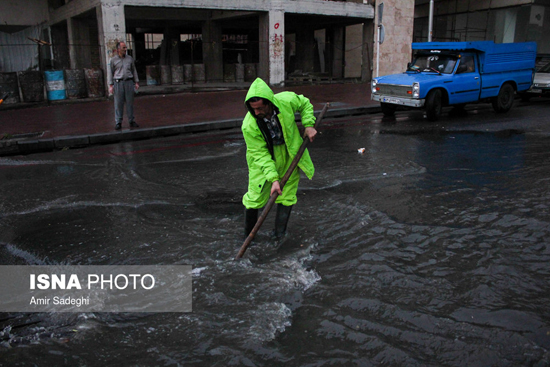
[107,39,120,58]
[270,24,284,58]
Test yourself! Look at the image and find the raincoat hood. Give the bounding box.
[244,78,278,115]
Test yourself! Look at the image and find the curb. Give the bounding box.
[0,105,380,157]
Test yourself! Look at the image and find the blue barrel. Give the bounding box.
[44,70,66,101]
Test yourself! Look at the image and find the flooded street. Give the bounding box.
[1,105,550,366]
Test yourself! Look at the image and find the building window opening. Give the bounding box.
[181,34,202,42]
[145,33,163,50]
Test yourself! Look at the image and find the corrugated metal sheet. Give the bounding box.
[0,25,44,72]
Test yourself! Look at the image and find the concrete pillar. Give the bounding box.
[258,13,269,82]
[331,26,345,79]
[268,9,285,85]
[503,9,518,43]
[159,27,180,66]
[259,9,285,86]
[160,32,168,66]
[50,23,70,69]
[295,25,316,74]
[97,2,126,81]
[361,21,375,82]
[374,0,414,77]
[134,32,146,63]
[202,15,223,83]
[169,32,181,66]
[96,3,127,94]
[315,29,326,73]
[68,17,93,69]
[96,6,106,93]
[67,18,77,69]
[345,25,363,78]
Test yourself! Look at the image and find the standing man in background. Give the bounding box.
[108,41,140,130]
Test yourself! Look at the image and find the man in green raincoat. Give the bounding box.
[242,78,317,239]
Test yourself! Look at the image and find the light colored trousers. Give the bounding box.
[113,80,135,125]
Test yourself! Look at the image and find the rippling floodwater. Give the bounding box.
[1,118,549,366]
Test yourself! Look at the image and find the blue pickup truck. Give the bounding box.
[371,41,537,120]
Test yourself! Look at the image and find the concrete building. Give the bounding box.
[5,0,547,99]
[1,0,387,91]
[414,0,550,65]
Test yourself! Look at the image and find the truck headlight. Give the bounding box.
[372,80,378,94]
[412,82,420,98]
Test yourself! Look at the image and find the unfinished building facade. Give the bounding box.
[1,0,378,88]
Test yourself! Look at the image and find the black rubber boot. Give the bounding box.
[273,204,293,240]
[244,208,259,239]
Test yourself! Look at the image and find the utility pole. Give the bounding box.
[376,2,384,77]
[428,0,434,42]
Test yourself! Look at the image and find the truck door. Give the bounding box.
[448,54,481,104]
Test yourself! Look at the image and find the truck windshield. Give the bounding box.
[408,54,458,74]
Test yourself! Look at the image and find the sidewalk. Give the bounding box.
[0,81,379,156]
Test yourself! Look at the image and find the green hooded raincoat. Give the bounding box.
[242,78,316,209]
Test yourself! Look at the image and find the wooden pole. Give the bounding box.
[235,103,330,259]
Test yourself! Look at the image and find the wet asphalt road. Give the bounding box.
[1,99,550,366]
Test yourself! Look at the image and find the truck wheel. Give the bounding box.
[380,102,397,116]
[425,89,442,121]
[492,83,515,113]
